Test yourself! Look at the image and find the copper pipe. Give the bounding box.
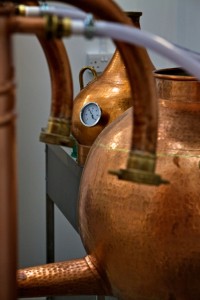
[9,16,73,118]
[72,11,155,167]
[18,256,112,298]
[16,0,160,297]
[38,37,73,119]
[0,15,17,300]
[9,15,46,35]
[21,0,158,156]
[13,2,160,177]
[9,15,74,145]
[22,0,74,143]
[22,0,73,116]
[57,0,158,155]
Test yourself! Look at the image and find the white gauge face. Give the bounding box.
[80,102,102,127]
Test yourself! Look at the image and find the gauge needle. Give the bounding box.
[89,108,95,120]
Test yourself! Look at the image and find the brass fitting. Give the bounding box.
[40,117,75,147]
[45,15,71,39]
[15,5,26,16]
[126,152,156,172]
[109,152,169,186]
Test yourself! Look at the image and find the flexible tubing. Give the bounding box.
[22,5,87,19]
[21,6,200,64]
[71,20,200,80]
[23,7,200,78]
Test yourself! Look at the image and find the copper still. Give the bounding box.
[77,67,200,300]
[17,64,200,300]
[72,12,154,166]
[16,0,160,298]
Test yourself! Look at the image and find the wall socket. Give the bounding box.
[86,53,113,73]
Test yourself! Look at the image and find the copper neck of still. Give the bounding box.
[75,11,155,166]
[155,67,200,150]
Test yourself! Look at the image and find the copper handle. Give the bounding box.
[79,66,97,90]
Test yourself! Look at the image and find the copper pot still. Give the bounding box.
[71,12,153,166]
[79,67,200,300]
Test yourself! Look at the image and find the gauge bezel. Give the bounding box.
[80,102,102,127]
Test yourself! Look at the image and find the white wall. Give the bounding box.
[14,0,200,298]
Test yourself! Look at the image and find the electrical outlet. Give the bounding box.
[86,53,113,73]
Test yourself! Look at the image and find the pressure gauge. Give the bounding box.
[80,102,102,127]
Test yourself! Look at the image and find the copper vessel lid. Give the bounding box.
[154,67,200,110]
[154,67,196,81]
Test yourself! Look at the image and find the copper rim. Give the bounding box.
[154,67,197,81]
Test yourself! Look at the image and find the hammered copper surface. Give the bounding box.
[72,12,154,165]
[0,15,17,300]
[18,256,111,297]
[78,69,200,300]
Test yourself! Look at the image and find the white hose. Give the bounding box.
[71,20,200,80]
[19,8,200,80]
[24,6,86,19]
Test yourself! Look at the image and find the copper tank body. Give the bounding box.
[71,12,154,165]
[78,68,200,300]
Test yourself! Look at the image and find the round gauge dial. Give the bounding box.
[80,102,102,127]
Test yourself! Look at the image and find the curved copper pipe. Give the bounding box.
[59,0,158,155]
[16,0,159,297]
[17,0,74,144]
[12,3,161,178]
[18,256,112,298]
[20,0,158,155]
[38,37,73,120]
[21,0,73,120]
[9,15,74,145]
[61,0,165,184]
[0,15,17,300]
